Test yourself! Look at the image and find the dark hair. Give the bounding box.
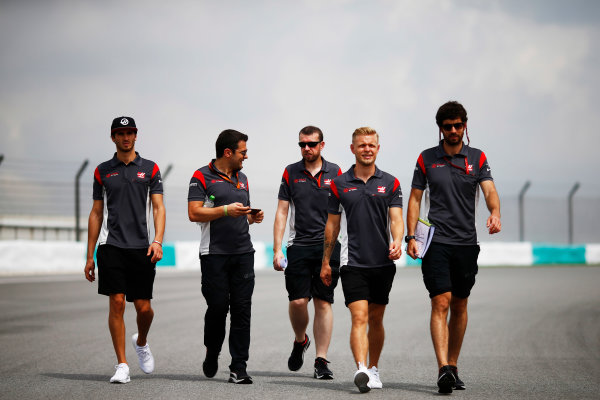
[299,126,323,142]
[435,101,468,127]
[215,129,249,158]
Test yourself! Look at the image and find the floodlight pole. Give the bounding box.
[75,159,89,242]
[162,163,173,181]
[518,181,531,242]
[567,182,580,244]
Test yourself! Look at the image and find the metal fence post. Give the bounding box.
[75,160,89,242]
[568,182,580,244]
[518,181,531,242]
[162,163,173,181]
[0,154,4,167]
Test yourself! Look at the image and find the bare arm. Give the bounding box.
[406,187,423,259]
[147,193,166,263]
[188,201,250,223]
[84,200,103,282]
[480,180,501,234]
[320,213,341,287]
[388,207,404,260]
[272,199,289,271]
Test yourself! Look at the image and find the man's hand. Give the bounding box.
[227,202,252,217]
[320,264,332,287]
[487,214,501,234]
[407,240,419,260]
[388,240,402,260]
[273,250,285,271]
[248,209,264,224]
[147,242,163,263]
[84,259,96,282]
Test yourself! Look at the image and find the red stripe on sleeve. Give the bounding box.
[282,168,289,185]
[337,168,342,176]
[151,163,160,178]
[392,178,400,193]
[479,152,487,168]
[94,167,102,185]
[193,170,207,189]
[330,180,340,199]
[417,154,426,175]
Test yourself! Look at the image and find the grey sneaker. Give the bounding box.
[131,333,154,374]
[110,363,130,383]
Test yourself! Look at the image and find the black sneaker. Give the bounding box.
[313,357,333,380]
[437,365,456,394]
[288,335,311,371]
[228,369,253,384]
[449,366,465,390]
[202,352,219,378]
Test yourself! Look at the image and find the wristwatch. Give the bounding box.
[405,235,416,243]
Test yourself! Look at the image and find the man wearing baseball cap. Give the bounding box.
[84,116,166,383]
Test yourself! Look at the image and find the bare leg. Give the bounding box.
[367,303,386,368]
[289,298,309,342]
[430,292,451,368]
[108,294,127,364]
[313,298,333,359]
[448,296,468,367]
[133,299,154,346]
[348,300,369,367]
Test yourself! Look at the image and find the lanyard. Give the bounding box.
[208,162,241,189]
[443,156,470,175]
[303,170,324,187]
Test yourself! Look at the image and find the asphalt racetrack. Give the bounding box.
[1,266,598,399]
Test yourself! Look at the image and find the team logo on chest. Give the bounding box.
[467,164,473,173]
[324,179,332,186]
[294,178,307,183]
[377,186,386,193]
[343,187,358,193]
[239,182,246,189]
[137,172,146,179]
[106,172,119,178]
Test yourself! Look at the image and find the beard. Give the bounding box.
[302,151,320,163]
[443,133,463,146]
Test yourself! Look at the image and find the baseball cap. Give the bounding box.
[111,116,138,133]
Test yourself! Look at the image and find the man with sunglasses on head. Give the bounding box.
[406,101,501,394]
[188,129,264,385]
[273,126,342,380]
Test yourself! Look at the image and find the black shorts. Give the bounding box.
[421,242,480,299]
[340,265,396,306]
[97,244,156,302]
[285,243,340,303]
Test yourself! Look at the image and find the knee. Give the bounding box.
[313,298,331,312]
[289,298,309,311]
[351,310,369,327]
[109,295,126,315]
[431,295,450,314]
[135,302,154,317]
[450,297,468,314]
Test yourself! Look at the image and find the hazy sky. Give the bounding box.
[1,0,599,241]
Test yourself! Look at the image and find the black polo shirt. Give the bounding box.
[277,158,342,247]
[411,141,493,245]
[93,152,163,249]
[328,165,403,268]
[188,160,254,256]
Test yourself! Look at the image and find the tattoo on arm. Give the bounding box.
[323,239,335,262]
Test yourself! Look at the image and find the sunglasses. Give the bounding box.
[441,122,465,131]
[298,141,321,148]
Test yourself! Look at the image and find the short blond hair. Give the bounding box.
[352,127,379,142]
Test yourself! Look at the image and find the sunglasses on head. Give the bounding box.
[441,122,464,131]
[298,141,320,148]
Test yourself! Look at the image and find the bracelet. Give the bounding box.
[224,205,228,216]
[153,240,162,246]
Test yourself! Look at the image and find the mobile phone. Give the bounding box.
[250,208,261,215]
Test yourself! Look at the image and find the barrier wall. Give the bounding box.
[0,240,598,276]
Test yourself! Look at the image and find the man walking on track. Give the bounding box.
[188,129,264,384]
[406,101,501,393]
[84,116,166,384]
[321,127,404,393]
[273,125,342,380]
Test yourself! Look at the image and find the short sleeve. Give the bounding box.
[277,168,291,201]
[188,170,207,202]
[411,153,427,190]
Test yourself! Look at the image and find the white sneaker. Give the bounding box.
[131,333,155,374]
[110,363,130,383]
[353,362,371,393]
[368,366,383,389]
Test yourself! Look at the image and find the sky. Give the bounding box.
[1,0,599,242]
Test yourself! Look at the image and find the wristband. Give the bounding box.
[404,235,415,243]
[224,205,228,216]
[153,240,162,246]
